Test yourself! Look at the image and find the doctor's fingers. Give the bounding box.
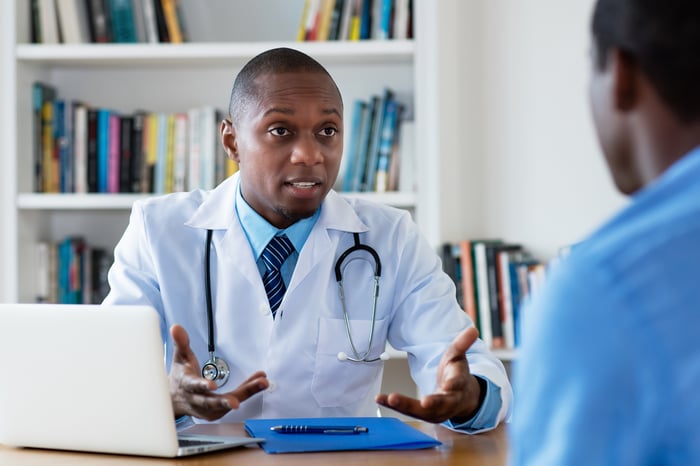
[170,325,200,362]
[224,371,270,403]
[376,392,451,424]
[442,327,479,364]
[186,393,234,421]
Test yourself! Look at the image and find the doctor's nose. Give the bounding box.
[290,136,323,166]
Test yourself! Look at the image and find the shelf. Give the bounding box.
[16,191,417,211]
[15,40,414,67]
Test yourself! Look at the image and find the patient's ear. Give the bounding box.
[611,49,639,112]
[220,118,239,162]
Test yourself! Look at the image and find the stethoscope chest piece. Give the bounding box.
[201,354,230,388]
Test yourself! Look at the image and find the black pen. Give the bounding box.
[270,425,369,434]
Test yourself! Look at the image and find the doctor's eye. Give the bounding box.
[318,127,338,137]
[269,127,291,137]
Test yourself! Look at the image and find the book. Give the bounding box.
[342,99,368,191]
[73,103,88,193]
[338,0,354,40]
[377,0,392,39]
[97,108,111,193]
[107,112,121,193]
[440,243,463,310]
[130,0,148,42]
[130,111,146,192]
[356,95,379,191]
[86,108,99,192]
[160,0,183,43]
[297,0,312,41]
[359,0,373,39]
[304,0,323,40]
[471,239,502,348]
[327,0,345,40]
[496,245,524,349]
[458,239,478,327]
[38,0,61,43]
[139,0,159,42]
[172,113,188,192]
[491,244,522,349]
[364,89,392,192]
[393,0,410,39]
[107,0,138,43]
[348,0,362,40]
[244,417,441,453]
[41,99,58,193]
[55,0,90,43]
[186,107,201,191]
[32,82,57,192]
[85,0,112,42]
[153,0,169,42]
[119,115,134,192]
[374,98,399,192]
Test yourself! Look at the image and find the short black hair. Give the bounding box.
[592,0,700,123]
[228,47,341,124]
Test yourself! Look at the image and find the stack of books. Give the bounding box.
[31,0,187,44]
[297,0,413,41]
[32,82,237,195]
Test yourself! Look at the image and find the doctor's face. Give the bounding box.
[221,71,343,229]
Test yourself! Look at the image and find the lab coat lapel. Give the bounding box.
[287,191,368,293]
[185,173,262,290]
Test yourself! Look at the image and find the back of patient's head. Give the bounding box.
[228,47,341,125]
[592,0,700,123]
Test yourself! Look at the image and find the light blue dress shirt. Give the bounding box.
[509,147,700,464]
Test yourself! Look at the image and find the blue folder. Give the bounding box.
[244,417,442,454]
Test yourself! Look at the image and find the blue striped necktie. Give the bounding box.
[261,235,294,316]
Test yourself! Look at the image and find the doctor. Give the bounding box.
[104,47,511,432]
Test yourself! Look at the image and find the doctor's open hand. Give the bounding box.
[168,324,269,421]
[375,327,484,424]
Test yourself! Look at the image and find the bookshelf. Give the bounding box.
[2,0,468,306]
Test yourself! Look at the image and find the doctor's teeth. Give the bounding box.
[292,182,315,188]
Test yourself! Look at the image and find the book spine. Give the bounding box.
[473,242,493,348]
[86,0,112,42]
[108,0,138,43]
[374,98,398,192]
[186,107,200,191]
[97,109,110,193]
[328,0,345,40]
[130,112,146,192]
[107,112,121,193]
[86,109,99,192]
[459,240,478,327]
[342,99,367,191]
[73,104,88,193]
[485,244,504,349]
[160,0,183,43]
[119,115,134,192]
[355,95,378,191]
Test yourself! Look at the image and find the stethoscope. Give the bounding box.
[200,230,388,388]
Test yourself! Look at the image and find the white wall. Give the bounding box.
[0,0,8,301]
[456,0,627,260]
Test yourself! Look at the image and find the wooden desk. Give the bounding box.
[0,422,508,466]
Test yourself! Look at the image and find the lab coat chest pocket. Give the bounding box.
[311,317,388,407]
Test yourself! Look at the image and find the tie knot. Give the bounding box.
[262,235,294,273]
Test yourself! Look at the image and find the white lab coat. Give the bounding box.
[105,173,511,425]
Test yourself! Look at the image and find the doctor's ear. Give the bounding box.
[220,118,239,162]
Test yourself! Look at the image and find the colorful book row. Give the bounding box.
[32,82,238,195]
[341,87,406,193]
[441,240,547,350]
[35,237,112,305]
[32,0,187,44]
[298,0,413,42]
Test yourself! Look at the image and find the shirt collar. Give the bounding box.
[235,183,320,260]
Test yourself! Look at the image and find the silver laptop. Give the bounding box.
[0,303,263,457]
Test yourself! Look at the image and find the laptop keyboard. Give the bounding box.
[179,438,224,447]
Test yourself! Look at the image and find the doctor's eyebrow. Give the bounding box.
[262,107,342,118]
